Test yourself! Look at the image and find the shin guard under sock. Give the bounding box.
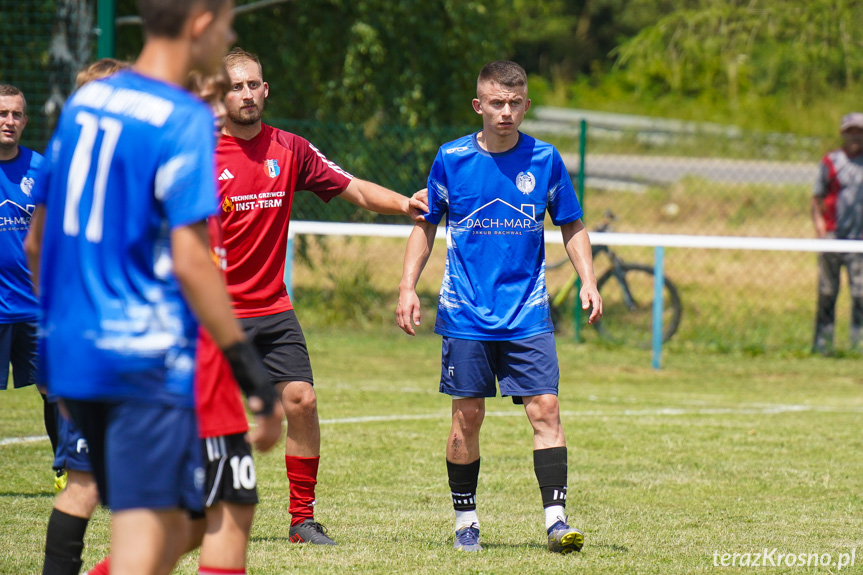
[447,458,480,511]
[534,446,568,509]
[43,509,89,575]
[285,455,319,526]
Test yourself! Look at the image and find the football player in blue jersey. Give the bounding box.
[24,1,279,574]
[0,84,60,480]
[396,60,602,555]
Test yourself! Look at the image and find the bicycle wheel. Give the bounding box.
[593,264,682,347]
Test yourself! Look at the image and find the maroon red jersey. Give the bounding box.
[195,214,248,438]
[216,124,352,317]
[196,326,248,437]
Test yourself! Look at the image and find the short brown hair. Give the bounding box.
[187,65,230,98]
[224,47,263,77]
[76,58,131,88]
[137,0,230,38]
[0,84,26,115]
[477,61,527,93]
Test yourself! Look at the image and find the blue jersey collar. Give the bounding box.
[471,132,523,158]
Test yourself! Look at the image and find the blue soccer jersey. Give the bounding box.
[425,132,583,340]
[0,147,42,322]
[34,70,218,406]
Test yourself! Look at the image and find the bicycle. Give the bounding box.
[548,210,682,347]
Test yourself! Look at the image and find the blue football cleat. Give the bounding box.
[454,523,482,552]
[547,518,584,554]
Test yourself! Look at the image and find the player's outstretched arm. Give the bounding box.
[23,205,46,296]
[172,221,279,429]
[340,178,428,221]
[411,188,429,222]
[397,221,437,336]
[561,219,603,324]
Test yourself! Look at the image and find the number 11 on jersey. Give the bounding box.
[63,111,123,243]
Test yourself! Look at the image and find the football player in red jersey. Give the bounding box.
[216,47,427,545]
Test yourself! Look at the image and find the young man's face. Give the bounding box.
[842,126,863,157]
[472,80,530,140]
[0,94,26,150]
[199,83,228,135]
[224,60,268,126]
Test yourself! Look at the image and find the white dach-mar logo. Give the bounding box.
[0,199,35,214]
[20,177,34,196]
[515,171,535,195]
[0,199,35,230]
[457,198,537,232]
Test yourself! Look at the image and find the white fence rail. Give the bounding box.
[286,221,863,368]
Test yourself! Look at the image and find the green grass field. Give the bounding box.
[2,329,863,574]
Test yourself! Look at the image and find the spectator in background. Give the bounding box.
[0,84,59,484]
[811,112,863,355]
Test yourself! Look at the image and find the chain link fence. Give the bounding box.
[528,113,835,355]
[279,114,845,355]
[0,0,93,151]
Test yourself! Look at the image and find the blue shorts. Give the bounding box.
[0,322,37,390]
[52,405,92,473]
[63,399,204,513]
[439,333,560,404]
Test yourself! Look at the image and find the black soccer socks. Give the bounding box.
[447,458,480,511]
[43,509,89,575]
[534,446,568,508]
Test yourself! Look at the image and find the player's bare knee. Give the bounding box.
[526,396,561,426]
[280,383,317,418]
[454,406,484,434]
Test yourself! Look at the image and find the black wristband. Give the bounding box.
[222,339,277,416]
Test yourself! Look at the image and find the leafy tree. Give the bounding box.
[111,0,511,128]
[0,0,92,151]
[508,0,686,83]
[612,0,863,107]
[226,0,510,128]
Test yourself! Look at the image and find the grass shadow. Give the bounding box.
[0,491,55,499]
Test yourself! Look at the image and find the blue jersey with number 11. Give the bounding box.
[33,70,218,406]
[424,132,583,341]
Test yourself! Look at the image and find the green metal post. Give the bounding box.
[97,0,116,59]
[573,118,587,342]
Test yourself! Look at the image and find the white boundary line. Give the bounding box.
[0,435,48,446]
[318,402,863,425]
[4,402,860,446]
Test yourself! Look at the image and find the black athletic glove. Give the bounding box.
[222,339,277,416]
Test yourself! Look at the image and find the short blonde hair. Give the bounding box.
[76,58,131,88]
[188,66,230,99]
[224,48,263,78]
